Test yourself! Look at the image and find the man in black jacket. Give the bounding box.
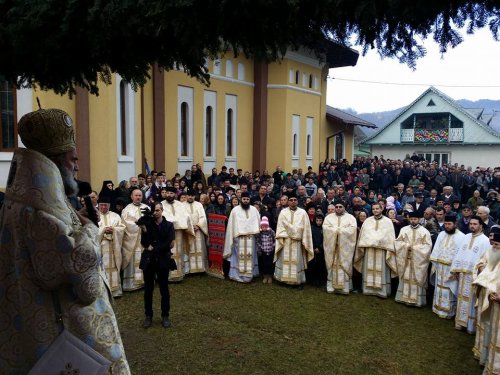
[139,202,176,329]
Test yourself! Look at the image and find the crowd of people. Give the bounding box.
[83,155,500,374]
[3,108,499,375]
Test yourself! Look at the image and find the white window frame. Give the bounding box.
[204,90,217,160]
[177,86,194,161]
[225,94,237,161]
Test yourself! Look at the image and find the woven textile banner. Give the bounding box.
[207,213,227,279]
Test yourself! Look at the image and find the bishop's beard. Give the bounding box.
[444,228,456,234]
[58,165,78,197]
[166,196,175,203]
[241,202,250,210]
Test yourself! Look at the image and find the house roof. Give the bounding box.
[326,106,377,128]
[362,86,500,144]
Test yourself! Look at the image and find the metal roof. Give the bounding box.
[326,106,377,128]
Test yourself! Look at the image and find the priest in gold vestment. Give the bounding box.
[430,213,465,318]
[451,216,490,334]
[98,196,126,297]
[121,189,149,291]
[322,200,357,294]
[223,192,261,282]
[161,187,195,282]
[390,212,432,307]
[354,203,396,298]
[274,192,314,285]
[184,190,209,274]
[472,227,500,373]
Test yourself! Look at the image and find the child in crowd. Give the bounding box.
[257,217,276,284]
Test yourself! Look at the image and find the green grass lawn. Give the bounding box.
[114,276,481,375]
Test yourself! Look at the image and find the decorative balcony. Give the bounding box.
[401,128,463,143]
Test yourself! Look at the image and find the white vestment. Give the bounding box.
[162,199,195,282]
[98,210,125,297]
[223,205,261,282]
[472,248,500,373]
[274,207,314,285]
[450,232,490,333]
[322,212,357,294]
[121,202,148,291]
[430,230,465,318]
[184,201,208,273]
[354,216,396,298]
[391,224,432,307]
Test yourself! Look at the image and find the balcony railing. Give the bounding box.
[449,127,464,142]
[401,128,463,143]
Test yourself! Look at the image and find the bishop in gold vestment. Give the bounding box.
[451,217,490,334]
[161,188,195,282]
[354,204,396,298]
[98,198,126,297]
[223,193,261,282]
[430,214,465,318]
[121,189,149,291]
[472,228,500,373]
[184,192,209,274]
[322,202,357,294]
[274,194,314,285]
[390,213,432,307]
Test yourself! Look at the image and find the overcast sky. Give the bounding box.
[326,27,500,113]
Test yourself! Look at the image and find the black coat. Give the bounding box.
[140,217,175,270]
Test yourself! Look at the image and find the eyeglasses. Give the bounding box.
[288,198,298,201]
[335,205,344,208]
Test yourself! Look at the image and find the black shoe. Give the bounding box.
[143,316,152,329]
[162,316,172,328]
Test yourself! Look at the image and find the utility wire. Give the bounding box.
[328,76,500,88]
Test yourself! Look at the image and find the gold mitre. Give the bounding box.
[18,108,76,156]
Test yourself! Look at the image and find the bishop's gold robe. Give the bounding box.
[354,215,396,298]
[390,224,432,307]
[98,210,125,297]
[322,212,357,294]
[121,202,148,291]
[184,201,209,273]
[162,200,195,282]
[472,248,500,373]
[451,232,490,333]
[223,205,261,282]
[430,230,465,318]
[274,207,314,285]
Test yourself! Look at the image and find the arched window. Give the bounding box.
[295,70,300,85]
[227,108,233,156]
[180,102,189,156]
[205,106,213,157]
[0,79,17,151]
[309,74,313,89]
[119,80,127,155]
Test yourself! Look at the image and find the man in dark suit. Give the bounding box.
[140,202,176,329]
[410,192,428,217]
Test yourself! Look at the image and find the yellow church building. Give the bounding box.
[0,42,359,189]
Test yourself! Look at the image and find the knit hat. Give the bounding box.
[18,109,76,156]
[260,216,269,227]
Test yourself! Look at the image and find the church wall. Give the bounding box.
[266,58,323,171]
